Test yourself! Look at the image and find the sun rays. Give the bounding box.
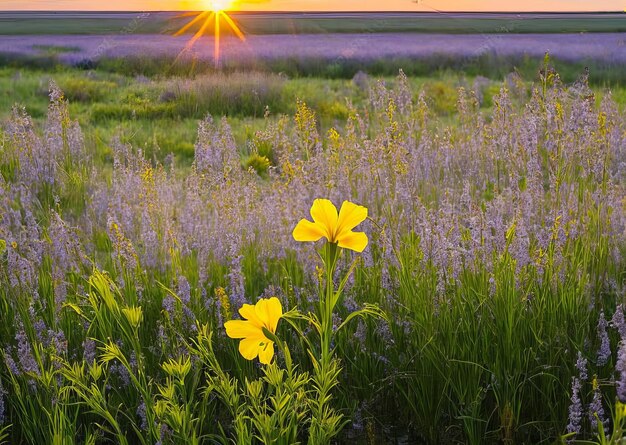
[174,1,245,67]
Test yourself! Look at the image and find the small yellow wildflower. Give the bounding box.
[215,287,232,321]
[224,297,282,365]
[292,199,368,252]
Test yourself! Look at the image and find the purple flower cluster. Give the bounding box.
[596,313,611,366]
[566,377,583,437]
[3,81,86,189]
[83,338,96,363]
[575,352,588,381]
[588,383,607,431]
[612,305,626,341]
[137,401,148,431]
[0,380,5,424]
[50,70,619,306]
[616,342,626,403]
[15,322,38,376]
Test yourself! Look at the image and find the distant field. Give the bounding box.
[0,12,625,35]
[2,32,626,67]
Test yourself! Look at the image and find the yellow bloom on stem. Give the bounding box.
[224,297,282,364]
[292,199,368,252]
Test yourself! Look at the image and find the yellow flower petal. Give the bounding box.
[258,341,275,365]
[310,198,338,240]
[336,201,368,239]
[336,231,368,253]
[238,337,264,360]
[224,297,283,365]
[224,320,263,339]
[293,219,326,242]
[293,199,369,251]
[255,297,282,333]
[238,303,264,329]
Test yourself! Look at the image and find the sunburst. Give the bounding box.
[174,0,245,67]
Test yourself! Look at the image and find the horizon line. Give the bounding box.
[1,9,624,13]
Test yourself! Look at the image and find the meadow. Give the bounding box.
[0,30,626,445]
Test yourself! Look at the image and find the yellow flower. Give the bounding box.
[224,297,282,365]
[292,199,368,252]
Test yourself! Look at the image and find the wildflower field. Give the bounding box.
[0,51,625,444]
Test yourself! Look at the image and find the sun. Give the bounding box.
[174,0,245,68]
[205,0,234,12]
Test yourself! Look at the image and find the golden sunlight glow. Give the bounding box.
[204,0,234,12]
[174,0,244,67]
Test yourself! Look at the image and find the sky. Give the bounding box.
[2,0,624,11]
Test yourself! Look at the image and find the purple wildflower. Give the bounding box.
[597,312,611,366]
[0,380,5,424]
[33,318,47,344]
[162,295,176,319]
[48,329,67,356]
[5,355,20,376]
[16,325,38,375]
[47,211,83,293]
[375,321,394,347]
[342,294,359,314]
[351,405,364,433]
[177,276,191,306]
[332,313,342,332]
[159,424,173,444]
[83,338,96,363]
[612,305,626,341]
[109,348,133,387]
[616,342,626,403]
[137,401,148,431]
[575,352,588,381]
[227,254,246,309]
[588,380,607,432]
[354,320,367,350]
[566,377,583,437]
[110,362,131,387]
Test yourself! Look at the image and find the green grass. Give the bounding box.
[0,66,363,163]
[1,12,625,35]
[0,17,155,35]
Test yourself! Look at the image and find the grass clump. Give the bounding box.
[57,77,118,102]
[161,71,288,118]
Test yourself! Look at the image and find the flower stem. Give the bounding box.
[309,241,342,444]
[321,242,338,368]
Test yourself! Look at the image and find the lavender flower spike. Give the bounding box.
[576,351,588,381]
[588,376,608,432]
[566,377,583,438]
[616,342,626,403]
[597,312,611,367]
